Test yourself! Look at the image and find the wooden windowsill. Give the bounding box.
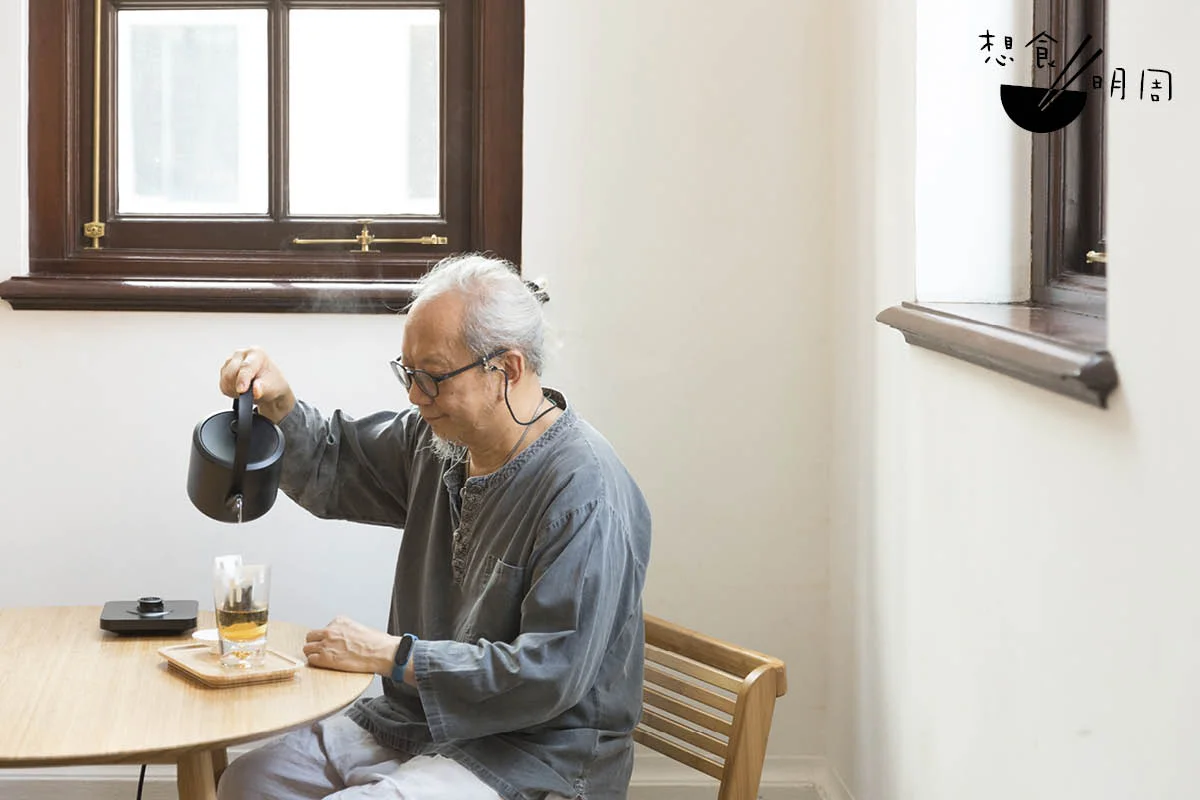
[0,275,418,314]
[875,301,1118,408]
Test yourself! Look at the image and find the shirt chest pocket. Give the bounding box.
[458,554,527,644]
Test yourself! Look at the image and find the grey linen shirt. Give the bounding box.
[276,389,652,800]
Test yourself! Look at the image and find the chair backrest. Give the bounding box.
[633,614,788,800]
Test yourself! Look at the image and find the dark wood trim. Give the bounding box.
[271,0,286,220]
[875,301,1118,408]
[24,250,446,279]
[0,275,418,313]
[1031,0,1107,313]
[75,217,455,253]
[28,0,76,262]
[1035,277,1106,316]
[474,0,523,265]
[9,0,525,314]
[1036,270,1107,316]
[1029,0,1062,301]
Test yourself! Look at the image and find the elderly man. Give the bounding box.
[215,254,652,800]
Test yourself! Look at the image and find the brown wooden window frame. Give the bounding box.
[876,0,1117,408]
[1031,0,1107,316]
[1,0,524,313]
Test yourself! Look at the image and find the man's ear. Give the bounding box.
[498,350,526,382]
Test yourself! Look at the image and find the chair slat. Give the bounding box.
[644,663,737,715]
[645,614,785,693]
[644,685,733,737]
[646,643,743,693]
[634,727,724,781]
[641,708,728,759]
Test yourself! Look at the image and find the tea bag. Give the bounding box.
[214,553,247,610]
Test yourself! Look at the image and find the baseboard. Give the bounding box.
[811,761,856,800]
[629,752,824,800]
[0,752,836,800]
[0,764,179,800]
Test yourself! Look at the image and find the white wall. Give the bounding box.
[523,1,834,767]
[0,0,833,790]
[916,0,1032,301]
[831,0,1200,798]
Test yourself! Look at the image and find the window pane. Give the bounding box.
[116,10,268,215]
[289,9,441,216]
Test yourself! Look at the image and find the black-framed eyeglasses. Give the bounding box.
[389,348,508,399]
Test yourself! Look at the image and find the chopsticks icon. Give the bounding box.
[1038,34,1104,110]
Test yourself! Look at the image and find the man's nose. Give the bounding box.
[409,382,432,406]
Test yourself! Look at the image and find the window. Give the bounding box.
[1031,0,1107,314]
[876,0,1117,408]
[1,0,524,313]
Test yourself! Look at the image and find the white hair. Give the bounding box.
[410,253,547,375]
[423,435,467,465]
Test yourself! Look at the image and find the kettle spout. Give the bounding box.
[228,493,244,525]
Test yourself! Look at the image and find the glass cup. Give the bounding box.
[212,558,271,669]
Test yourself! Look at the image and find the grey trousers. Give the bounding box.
[216,713,504,800]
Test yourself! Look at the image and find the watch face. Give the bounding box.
[395,634,414,665]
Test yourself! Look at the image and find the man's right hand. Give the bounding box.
[219,346,297,423]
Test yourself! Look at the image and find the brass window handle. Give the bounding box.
[1085,250,1107,264]
[293,220,448,253]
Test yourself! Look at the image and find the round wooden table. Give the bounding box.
[0,605,373,799]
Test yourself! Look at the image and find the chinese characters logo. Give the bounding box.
[978,28,1174,133]
[1000,33,1102,133]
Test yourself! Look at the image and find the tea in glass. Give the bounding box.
[212,557,270,668]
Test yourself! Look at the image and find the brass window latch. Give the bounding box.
[293,220,448,253]
[1085,250,1107,264]
[83,221,106,247]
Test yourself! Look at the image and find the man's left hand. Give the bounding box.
[303,616,399,676]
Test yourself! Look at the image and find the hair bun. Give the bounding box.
[524,280,550,305]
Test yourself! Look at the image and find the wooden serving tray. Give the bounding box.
[158,642,304,688]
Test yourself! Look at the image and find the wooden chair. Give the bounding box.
[634,614,788,800]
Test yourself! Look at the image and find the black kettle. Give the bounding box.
[187,385,286,523]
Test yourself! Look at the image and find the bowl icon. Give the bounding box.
[1000,84,1088,133]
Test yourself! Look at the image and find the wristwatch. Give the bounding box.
[390,633,418,682]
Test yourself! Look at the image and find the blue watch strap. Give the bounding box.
[390,633,418,683]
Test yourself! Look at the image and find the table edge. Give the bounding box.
[0,694,368,769]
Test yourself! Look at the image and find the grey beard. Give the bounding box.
[427,433,468,465]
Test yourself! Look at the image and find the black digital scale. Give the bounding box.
[99,596,199,635]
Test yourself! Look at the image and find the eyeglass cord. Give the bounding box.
[495,398,541,467]
[464,370,557,477]
[497,369,558,427]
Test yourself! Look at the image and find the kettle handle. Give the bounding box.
[228,384,254,503]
